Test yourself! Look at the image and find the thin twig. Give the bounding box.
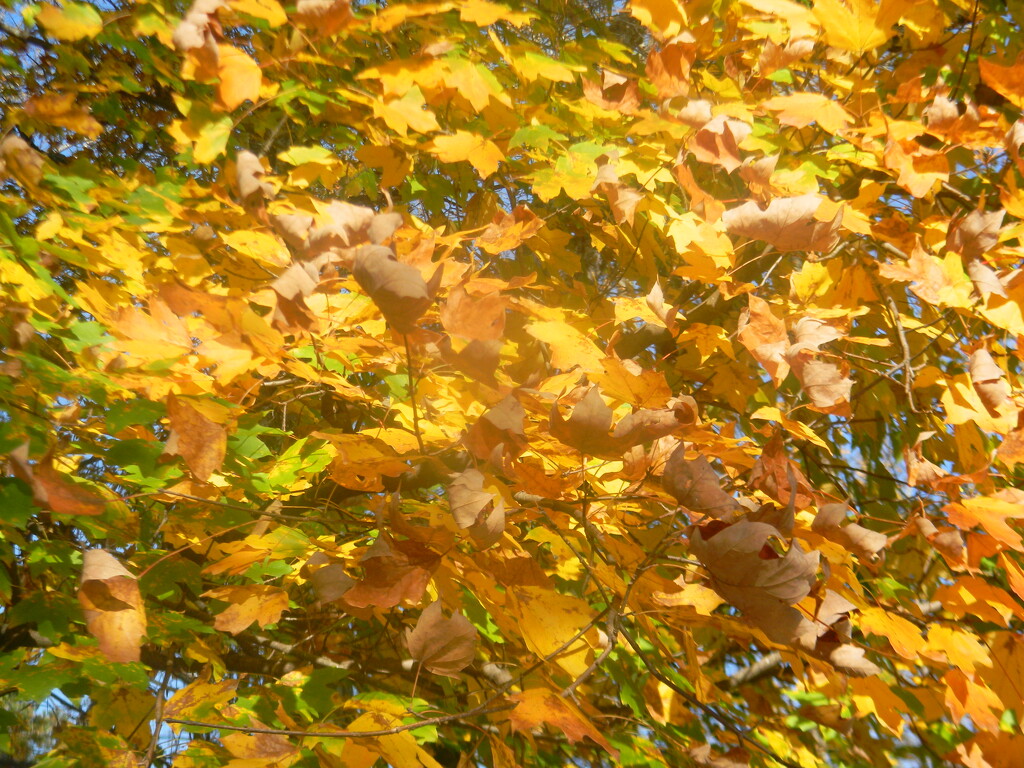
[164,702,516,739]
[884,293,918,413]
[403,333,425,453]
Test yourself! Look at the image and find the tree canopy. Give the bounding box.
[3,0,1024,765]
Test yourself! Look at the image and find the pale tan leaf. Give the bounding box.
[78,550,146,663]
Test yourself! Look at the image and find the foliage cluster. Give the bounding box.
[3,0,1024,765]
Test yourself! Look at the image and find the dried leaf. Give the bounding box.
[173,0,225,51]
[969,348,1012,415]
[235,150,274,200]
[947,209,1005,261]
[476,205,542,254]
[352,245,441,333]
[549,386,619,456]
[689,115,750,172]
[737,295,790,385]
[663,443,740,519]
[447,468,505,547]
[406,601,478,677]
[966,258,1008,299]
[78,550,146,663]
[646,34,695,99]
[0,135,45,186]
[787,351,853,411]
[722,195,841,252]
[440,283,507,341]
[163,394,228,482]
[812,503,887,561]
[343,538,440,609]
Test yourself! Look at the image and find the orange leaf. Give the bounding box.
[203,585,289,634]
[509,689,618,757]
[217,44,262,110]
[945,494,1024,550]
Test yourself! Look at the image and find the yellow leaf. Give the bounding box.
[980,53,1024,110]
[37,1,103,40]
[924,625,992,675]
[345,712,446,768]
[750,406,832,452]
[944,668,1003,733]
[220,229,290,269]
[228,0,287,26]
[203,585,289,634]
[812,0,902,53]
[373,88,440,136]
[511,587,594,677]
[506,47,581,83]
[629,0,687,38]
[858,607,925,660]
[24,92,103,138]
[762,93,853,135]
[428,131,504,177]
[850,676,906,736]
[217,44,262,110]
[357,144,411,188]
[653,582,725,615]
[527,319,605,372]
[459,0,535,26]
[509,689,617,755]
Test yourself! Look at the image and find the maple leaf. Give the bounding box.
[406,601,478,677]
[352,244,442,334]
[722,195,842,252]
[78,550,147,663]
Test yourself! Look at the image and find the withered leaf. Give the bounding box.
[645,34,695,99]
[235,150,274,201]
[163,394,228,482]
[352,245,441,334]
[173,0,224,52]
[722,194,842,252]
[737,295,789,385]
[447,468,505,547]
[970,347,1013,415]
[748,431,815,516]
[406,601,478,678]
[691,520,819,605]
[0,135,45,186]
[78,550,146,663]
[689,115,750,173]
[787,351,853,411]
[309,563,355,604]
[946,208,1004,261]
[612,399,695,449]
[811,503,887,561]
[343,538,440,609]
[690,519,819,647]
[440,283,507,341]
[827,644,882,677]
[549,386,619,456]
[464,395,527,462]
[663,443,740,519]
[32,463,106,516]
[966,258,1007,299]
